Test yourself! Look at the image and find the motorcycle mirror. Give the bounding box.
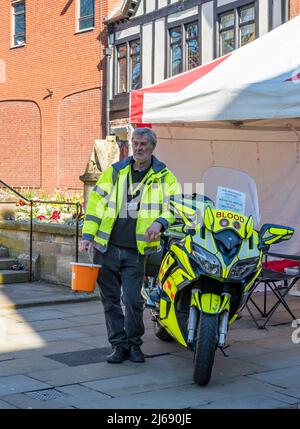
[258,223,294,246]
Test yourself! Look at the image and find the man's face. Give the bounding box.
[132,134,155,162]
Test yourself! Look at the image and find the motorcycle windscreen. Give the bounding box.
[202,166,260,228]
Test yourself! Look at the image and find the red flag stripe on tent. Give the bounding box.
[130,53,231,123]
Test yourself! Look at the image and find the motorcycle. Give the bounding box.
[142,166,294,386]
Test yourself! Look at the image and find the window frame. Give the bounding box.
[11,0,26,48]
[167,17,201,78]
[129,39,142,91]
[169,25,183,77]
[185,21,201,73]
[114,36,142,96]
[116,43,128,94]
[76,0,95,33]
[216,1,258,58]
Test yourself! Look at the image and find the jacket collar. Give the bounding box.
[112,156,166,174]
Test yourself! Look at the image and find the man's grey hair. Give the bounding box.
[132,127,157,146]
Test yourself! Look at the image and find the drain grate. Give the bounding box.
[25,389,66,401]
[46,347,171,366]
[46,347,112,367]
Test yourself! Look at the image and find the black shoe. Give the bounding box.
[106,345,128,363]
[129,345,145,363]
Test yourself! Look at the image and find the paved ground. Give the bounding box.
[0,282,299,409]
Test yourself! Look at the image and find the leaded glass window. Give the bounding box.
[130,40,141,90]
[185,22,200,70]
[170,27,183,76]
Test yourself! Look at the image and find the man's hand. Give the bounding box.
[79,239,93,253]
[145,222,162,242]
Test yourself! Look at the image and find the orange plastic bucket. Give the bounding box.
[70,262,101,293]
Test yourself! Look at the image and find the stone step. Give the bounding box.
[0,247,9,258]
[0,258,18,270]
[0,270,30,284]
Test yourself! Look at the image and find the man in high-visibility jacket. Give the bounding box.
[80,127,181,364]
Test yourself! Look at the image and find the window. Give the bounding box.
[130,40,141,90]
[239,4,256,46]
[218,3,256,57]
[169,21,200,77]
[12,1,26,47]
[185,22,200,71]
[219,11,235,56]
[170,27,183,76]
[115,39,141,94]
[117,44,127,93]
[78,0,94,31]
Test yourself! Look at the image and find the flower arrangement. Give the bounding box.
[15,189,84,225]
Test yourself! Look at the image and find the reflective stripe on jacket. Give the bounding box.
[82,156,181,255]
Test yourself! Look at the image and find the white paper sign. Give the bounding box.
[216,186,246,214]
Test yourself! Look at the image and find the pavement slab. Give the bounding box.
[27,361,142,386]
[195,393,290,409]
[14,318,76,333]
[4,308,72,323]
[61,314,105,327]
[73,323,107,336]
[0,375,51,396]
[83,374,191,397]
[76,335,111,348]
[0,281,99,309]
[247,365,300,389]
[8,328,89,344]
[241,347,300,370]
[0,356,67,377]
[0,399,18,409]
[53,302,103,316]
[0,339,100,360]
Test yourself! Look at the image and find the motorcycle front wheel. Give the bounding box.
[193,312,218,386]
[153,321,174,342]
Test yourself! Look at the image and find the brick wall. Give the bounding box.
[0,101,41,187]
[0,0,110,192]
[290,0,300,17]
[59,89,101,189]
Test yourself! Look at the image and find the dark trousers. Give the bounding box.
[94,245,145,348]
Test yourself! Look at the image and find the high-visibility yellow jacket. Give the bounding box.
[82,156,181,255]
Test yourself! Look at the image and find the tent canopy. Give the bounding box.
[130,17,300,254]
[130,15,300,125]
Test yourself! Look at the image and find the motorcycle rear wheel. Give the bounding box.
[153,321,174,342]
[193,313,218,386]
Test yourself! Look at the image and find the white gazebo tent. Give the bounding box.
[130,15,300,254]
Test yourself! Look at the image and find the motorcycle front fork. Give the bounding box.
[187,290,231,350]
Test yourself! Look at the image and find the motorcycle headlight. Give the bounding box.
[228,258,260,280]
[192,245,221,276]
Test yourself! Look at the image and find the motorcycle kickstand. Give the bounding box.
[218,344,230,357]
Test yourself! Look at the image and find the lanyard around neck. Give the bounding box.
[128,166,151,196]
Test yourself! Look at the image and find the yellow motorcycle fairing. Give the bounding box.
[159,297,187,346]
[191,291,230,314]
[204,207,254,239]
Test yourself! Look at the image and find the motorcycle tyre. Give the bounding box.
[153,321,174,342]
[193,313,218,386]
